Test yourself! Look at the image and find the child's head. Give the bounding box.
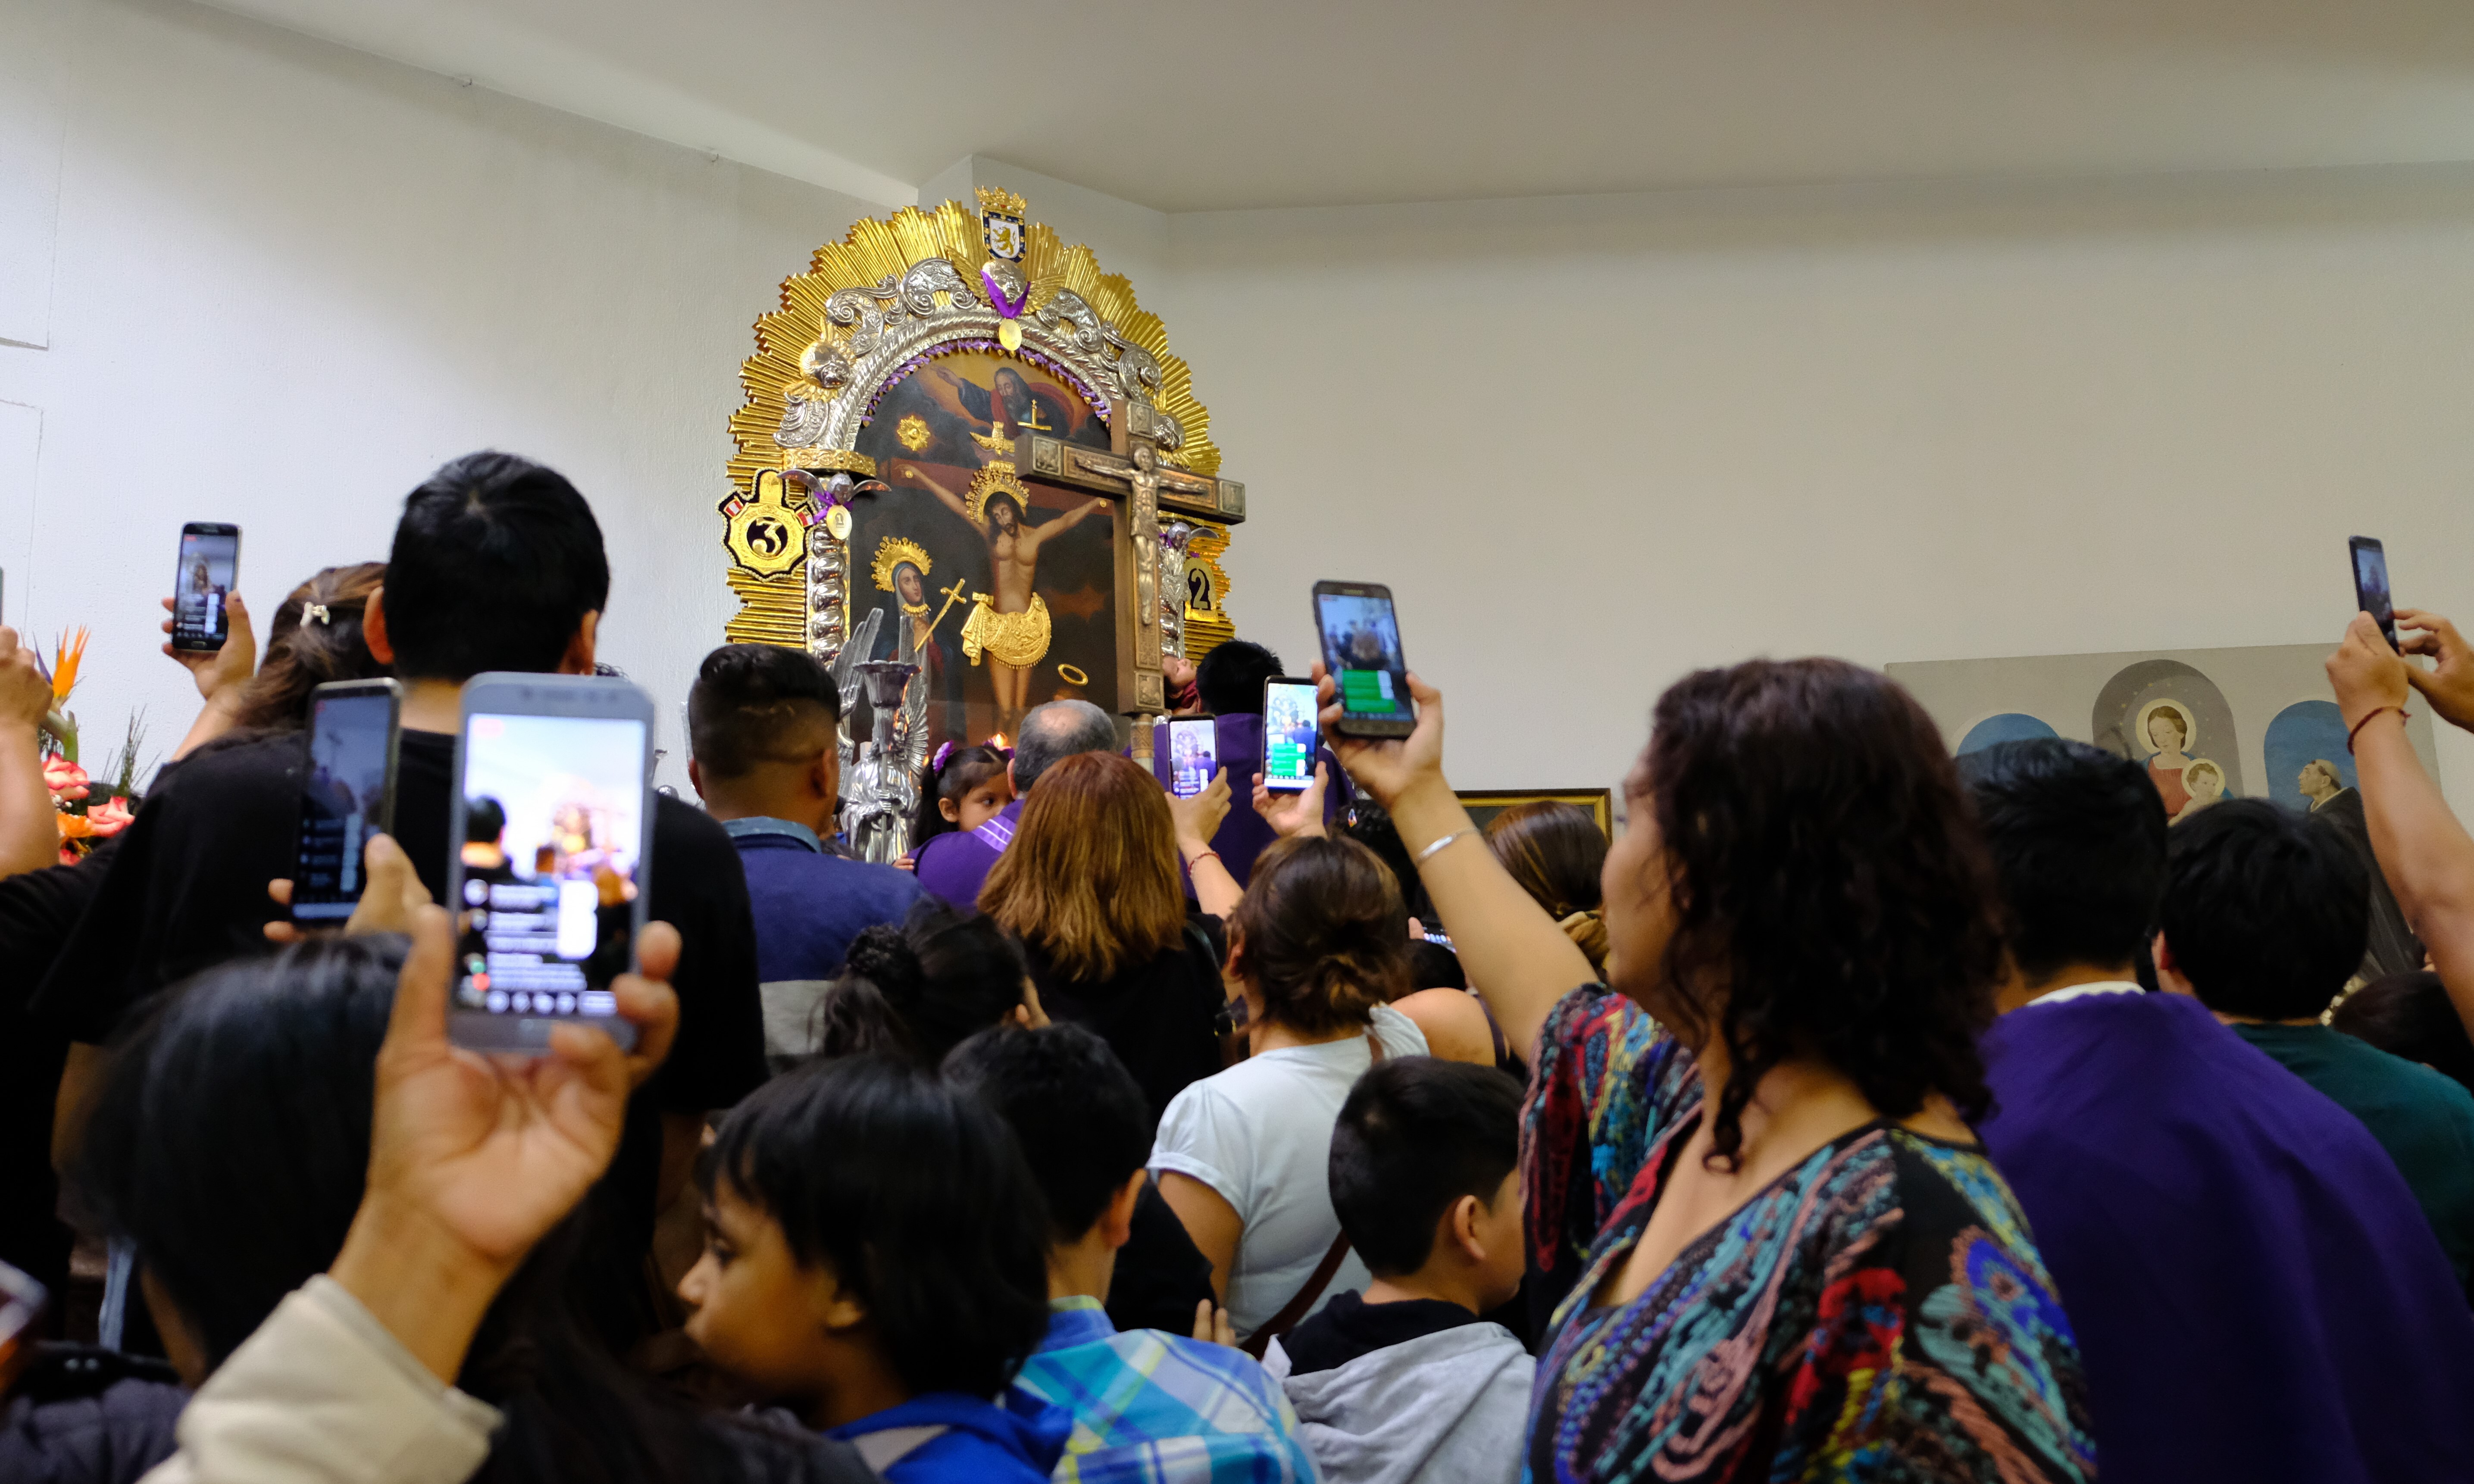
[913,742,1013,844]
[682,1055,1051,1420]
[1328,1056,1526,1312]
[944,1023,1151,1250]
[811,902,1037,1067]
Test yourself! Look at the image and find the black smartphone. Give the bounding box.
[289,680,403,924]
[447,673,654,1053]
[1166,714,1219,799]
[1313,580,1414,739]
[1262,676,1320,793]
[170,522,241,653]
[2350,536,2397,651]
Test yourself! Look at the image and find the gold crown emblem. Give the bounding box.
[974,185,1028,217]
[872,536,932,594]
[966,462,1029,525]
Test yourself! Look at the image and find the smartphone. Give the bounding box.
[1262,677,1320,793]
[446,673,653,1053]
[170,522,241,652]
[2350,536,2397,651]
[1167,714,1219,799]
[0,1259,45,1397]
[289,680,403,923]
[1313,581,1414,739]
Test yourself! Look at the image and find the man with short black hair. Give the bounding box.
[1265,1056,1530,1484]
[688,642,921,1068]
[2159,798,2474,1284]
[1964,738,2474,1484]
[946,1023,1315,1484]
[914,697,1116,906]
[40,451,768,1355]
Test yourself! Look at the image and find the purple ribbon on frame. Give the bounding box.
[980,262,1029,320]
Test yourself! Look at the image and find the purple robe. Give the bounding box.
[1979,988,2474,1484]
[912,796,1023,909]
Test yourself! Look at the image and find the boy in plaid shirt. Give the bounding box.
[948,1024,1319,1483]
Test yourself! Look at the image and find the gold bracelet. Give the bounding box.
[1413,828,1478,867]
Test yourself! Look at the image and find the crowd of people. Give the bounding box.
[6,449,2474,1484]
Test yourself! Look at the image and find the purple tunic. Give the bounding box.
[1978,988,2474,1484]
[911,796,1023,909]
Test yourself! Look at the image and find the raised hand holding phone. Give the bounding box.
[2396,607,2474,733]
[327,903,677,1384]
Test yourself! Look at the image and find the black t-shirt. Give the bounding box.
[29,730,767,1346]
[1029,913,1227,1122]
[0,845,117,1322]
[1106,1176,1220,1338]
[1279,1290,1482,1376]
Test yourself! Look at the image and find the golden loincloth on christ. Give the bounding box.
[961,593,1051,668]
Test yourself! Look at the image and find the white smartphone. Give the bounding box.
[1167,714,1219,800]
[446,673,654,1053]
[1262,677,1319,794]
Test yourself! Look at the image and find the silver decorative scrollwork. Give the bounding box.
[1159,517,1198,660]
[1034,290,1107,355]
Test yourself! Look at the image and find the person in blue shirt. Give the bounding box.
[680,1054,1069,1484]
[946,1022,1318,1484]
[688,643,924,1068]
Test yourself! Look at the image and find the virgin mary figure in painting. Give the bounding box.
[2140,701,2197,816]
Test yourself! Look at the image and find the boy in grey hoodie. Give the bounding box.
[1264,1057,1532,1484]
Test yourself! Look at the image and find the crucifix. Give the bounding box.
[914,578,971,656]
[1022,428,1248,766]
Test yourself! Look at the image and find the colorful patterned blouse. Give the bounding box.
[1521,987,2096,1484]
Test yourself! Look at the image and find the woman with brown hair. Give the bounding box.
[163,562,388,757]
[1148,834,1430,1350]
[1322,657,2092,1484]
[1482,799,1608,974]
[980,751,1240,1120]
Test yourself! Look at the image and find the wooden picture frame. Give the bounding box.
[1453,787,1614,837]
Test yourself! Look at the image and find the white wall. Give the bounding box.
[6,0,2472,812]
[1167,169,2474,800]
[0,0,870,788]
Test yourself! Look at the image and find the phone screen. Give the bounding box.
[450,711,647,1030]
[291,688,397,921]
[2352,537,2397,650]
[1263,679,1319,792]
[1167,716,1219,799]
[1315,589,1411,730]
[172,527,239,650]
[0,1259,44,1397]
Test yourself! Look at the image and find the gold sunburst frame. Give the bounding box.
[722,196,1225,664]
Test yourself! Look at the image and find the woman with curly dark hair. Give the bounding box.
[1318,656,2093,1484]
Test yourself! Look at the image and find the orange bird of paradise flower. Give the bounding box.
[50,627,88,704]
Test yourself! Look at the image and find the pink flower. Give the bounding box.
[43,755,89,802]
[86,796,134,836]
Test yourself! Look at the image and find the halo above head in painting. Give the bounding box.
[871,536,931,594]
[965,462,1031,526]
[2136,699,2195,753]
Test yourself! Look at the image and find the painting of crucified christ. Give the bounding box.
[847,349,1121,747]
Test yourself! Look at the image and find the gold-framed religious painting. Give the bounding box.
[718,187,1247,758]
[1454,787,1615,837]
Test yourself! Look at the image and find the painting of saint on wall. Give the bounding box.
[1889,641,2440,977]
[848,350,1119,746]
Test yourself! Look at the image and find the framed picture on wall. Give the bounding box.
[1453,787,1615,837]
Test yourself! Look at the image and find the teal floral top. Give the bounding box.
[1521,988,2095,1483]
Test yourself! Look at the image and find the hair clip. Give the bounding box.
[931,740,956,772]
[302,603,331,625]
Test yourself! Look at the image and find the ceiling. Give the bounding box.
[202,0,2474,212]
